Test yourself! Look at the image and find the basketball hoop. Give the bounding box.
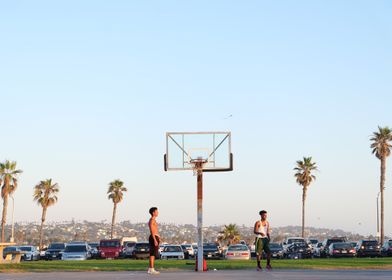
[190,158,208,176]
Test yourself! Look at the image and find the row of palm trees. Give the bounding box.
[295,126,391,246]
[0,160,127,249]
[1,126,390,246]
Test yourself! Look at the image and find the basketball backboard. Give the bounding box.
[164,132,233,172]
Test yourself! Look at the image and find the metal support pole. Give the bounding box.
[197,171,203,272]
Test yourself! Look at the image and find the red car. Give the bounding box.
[99,239,122,259]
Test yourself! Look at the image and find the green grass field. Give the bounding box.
[1,258,392,272]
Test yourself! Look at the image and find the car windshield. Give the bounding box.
[126,242,136,247]
[88,243,99,248]
[327,239,344,246]
[5,246,19,251]
[333,243,352,249]
[288,239,304,244]
[48,244,65,250]
[20,247,32,251]
[269,243,283,249]
[100,241,120,247]
[228,245,248,251]
[204,245,218,250]
[309,240,318,244]
[135,243,149,249]
[182,245,192,249]
[363,241,378,246]
[65,245,87,252]
[164,246,182,252]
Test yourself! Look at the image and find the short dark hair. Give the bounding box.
[259,210,267,216]
[149,207,158,216]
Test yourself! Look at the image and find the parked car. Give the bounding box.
[284,242,312,259]
[356,240,381,257]
[160,245,185,260]
[2,246,21,259]
[320,237,346,258]
[99,239,122,259]
[181,244,195,259]
[44,243,66,260]
[381,240,392,257]
[62,243,91,261]
[133,242,150,260]
[268,243,284,259]
[88,242,100,259]
[202,243,221,260]
[19,246,40,261]
[122,241,137,258]
[328,242,356,258]
[225,244,250,260]
[283,237,306,246]
[313,242,323,258]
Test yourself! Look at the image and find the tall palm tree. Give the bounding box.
[33,179,59,250]
[0,160,23,242]
[107,179,127,239]
[294,157,317,238]
[371,126,392,245]
[219,224,241,245]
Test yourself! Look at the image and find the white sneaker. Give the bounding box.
[148,268,160,275]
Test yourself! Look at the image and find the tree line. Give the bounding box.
[1,126,390,247]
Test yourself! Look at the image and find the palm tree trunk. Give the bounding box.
[380,157,386,244]
[111,203,117,239]
[39,207,47,250]
[1,194,8,242]
[302,186,307,238]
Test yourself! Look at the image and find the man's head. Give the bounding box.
[259,210,267,220]
[149,207,158,217]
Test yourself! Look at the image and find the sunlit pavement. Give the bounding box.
[1,270,392,280]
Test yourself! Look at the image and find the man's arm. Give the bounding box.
[254,221,260,235]
[267,222,271,240]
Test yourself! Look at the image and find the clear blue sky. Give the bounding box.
[1,1,391,236]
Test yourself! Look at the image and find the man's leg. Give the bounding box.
[265,240,272,269]
[149,255,155,269]
[255,238,263,270]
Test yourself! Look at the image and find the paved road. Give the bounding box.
[0,270,392,280]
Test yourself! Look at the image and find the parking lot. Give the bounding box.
[1,270,392,280]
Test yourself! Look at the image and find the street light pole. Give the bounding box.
[377,192,380,242]
[10,195,15,243]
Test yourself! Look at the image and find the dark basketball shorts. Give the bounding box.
[149,235,160,258]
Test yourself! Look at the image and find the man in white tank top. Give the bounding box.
[253,210,272,271]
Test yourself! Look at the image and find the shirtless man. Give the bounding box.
[148,207,160,275]
[254,210,272,271]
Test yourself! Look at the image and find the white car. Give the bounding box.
[181,244,195,258]
[160,245,185,260]
[19,246,40,261]
[62,243,91,261]
[225,244,251,260]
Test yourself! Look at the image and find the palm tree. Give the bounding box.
[0,160,23,242]
[107,179,127,239]
[294,157,317,238]
[33,179,59,250]
[371,126,392,245]
[219,224,241,245]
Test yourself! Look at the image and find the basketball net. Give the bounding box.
[190,158,208,176]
